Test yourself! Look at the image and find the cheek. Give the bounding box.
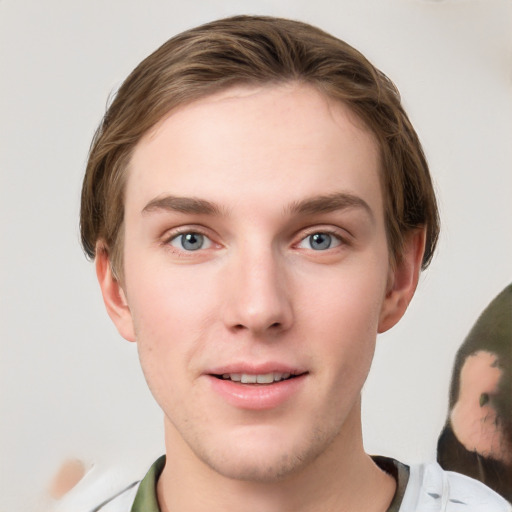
[303,256,388,329]
[128,271,212,412]
[126,257,216,329]
[123,261,219,384]
[300,257,388,373]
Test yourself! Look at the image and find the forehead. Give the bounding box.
[126,83,382,218]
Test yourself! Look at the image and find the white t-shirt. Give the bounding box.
[400,462,511,511]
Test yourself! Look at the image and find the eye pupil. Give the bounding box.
[310,233,331,250]
[182,233,203,251]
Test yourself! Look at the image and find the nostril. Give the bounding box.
[231,322,284,333]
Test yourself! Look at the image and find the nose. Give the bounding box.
[221,245,294,336]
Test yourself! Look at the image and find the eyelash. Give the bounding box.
[294,227,349,251]
[162,226,349,254]
[163,226,214,254]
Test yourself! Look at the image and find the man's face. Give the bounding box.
[116,84,395,481]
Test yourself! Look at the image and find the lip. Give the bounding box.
[207,362,307,376]
[205,363,308,410]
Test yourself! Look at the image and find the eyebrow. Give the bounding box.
[142,191,374,220]
[286,192,374,220]
[142,195,223,216]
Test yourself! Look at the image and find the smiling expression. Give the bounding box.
[102,83,408,481]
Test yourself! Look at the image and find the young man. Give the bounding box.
[80,15,511,512]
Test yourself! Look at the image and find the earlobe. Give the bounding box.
[378,228,426,333]
[95,244,136,342]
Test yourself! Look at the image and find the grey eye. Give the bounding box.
[297,232,342,251]
[170,232,211,251]
[308,233,333,250]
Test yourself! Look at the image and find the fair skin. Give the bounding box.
[97,83,425,512]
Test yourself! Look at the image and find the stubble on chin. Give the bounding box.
[185,423,342,484]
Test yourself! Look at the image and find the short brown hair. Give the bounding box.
[80,15,439,277]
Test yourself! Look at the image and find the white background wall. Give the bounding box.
[1,1,511,510]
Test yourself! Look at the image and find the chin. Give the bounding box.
[194,424,338,483]
[202,447,310,483]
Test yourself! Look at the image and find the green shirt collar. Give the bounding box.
[373,455,410,512]
[131,455,165,512]
[131,455,409,512]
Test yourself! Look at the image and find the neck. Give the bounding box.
[157,403,395,512]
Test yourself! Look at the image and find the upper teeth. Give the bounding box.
[222,372,291,384]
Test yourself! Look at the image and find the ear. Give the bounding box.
[378,228,426,333]
[95,244,136,342]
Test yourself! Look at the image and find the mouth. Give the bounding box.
[212,371,302,384]
[207,368,308,410]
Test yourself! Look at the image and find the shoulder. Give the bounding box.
[400,461,512,512]
[92,455,164,512]
[52,467,141,512]
[91,481,140,511]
